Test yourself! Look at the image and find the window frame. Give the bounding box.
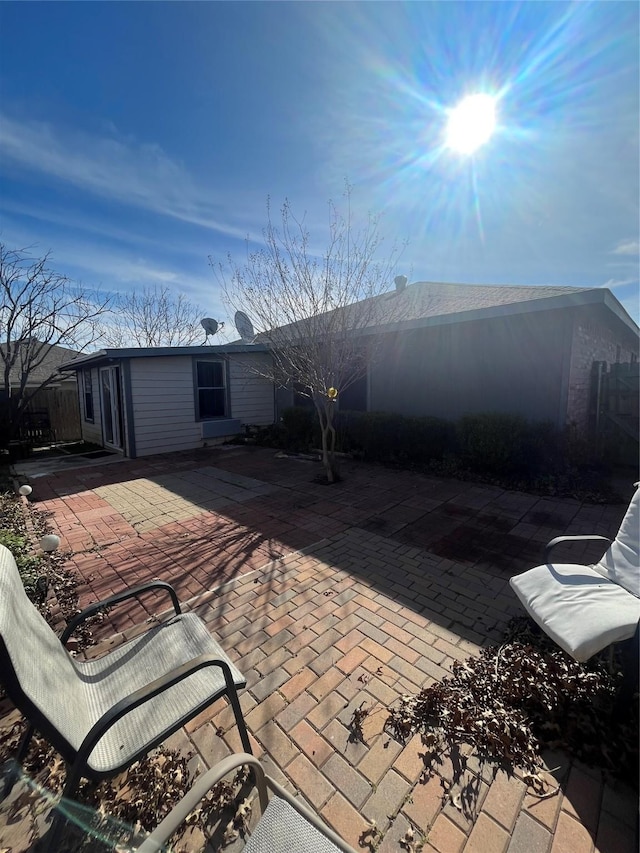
[82,369,94,423]
[192,357,229,421]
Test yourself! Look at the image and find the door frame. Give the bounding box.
[99,365,124,450]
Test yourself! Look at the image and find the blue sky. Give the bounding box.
[1,1,638,333]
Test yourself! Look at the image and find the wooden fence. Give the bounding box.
[23,386,82,443]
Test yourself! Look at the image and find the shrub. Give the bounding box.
[334,411,455,465]
[258,406,611,500]
[0,528,44,600]
[562,422,595,469]
[281,406,317,451]
[456,413,561,477]
[252,422,288,449]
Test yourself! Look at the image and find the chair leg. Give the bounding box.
[39,761,84,853]
[613,624,639,721]
[1,722,35,800]
[228,686,252,754]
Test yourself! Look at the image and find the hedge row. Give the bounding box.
[258,407,597,480]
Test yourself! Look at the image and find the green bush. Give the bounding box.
[456,413,561,477]
[256,405,609,498]
[252,422,288,449]
[281,406,317,451]
[334,411,455,465]
[0,528,44,600]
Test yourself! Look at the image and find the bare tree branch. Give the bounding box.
[101,285,205,347]
[215,189,407,482]
[0,243,111,441]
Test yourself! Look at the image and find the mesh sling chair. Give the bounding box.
[0,543,251,807]
[136,752,358,853]
[509,486,640,708]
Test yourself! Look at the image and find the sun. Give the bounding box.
[445,93,497,155]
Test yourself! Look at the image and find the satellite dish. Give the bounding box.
[200,317,224,343]
[234,310,255,343]
[201,318,219,336]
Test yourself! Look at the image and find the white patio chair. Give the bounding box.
[509,485,639,664]
[0,542,251,808]
[136,753,357,853]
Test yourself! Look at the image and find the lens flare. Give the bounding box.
[445,93,497,154]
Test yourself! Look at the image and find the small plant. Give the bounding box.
[0,491,97,644]
[0,528,46,601]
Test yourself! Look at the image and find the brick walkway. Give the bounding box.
[2,447,637,851]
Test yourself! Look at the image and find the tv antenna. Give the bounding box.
[234,310,255,343]
[200,317,224,344]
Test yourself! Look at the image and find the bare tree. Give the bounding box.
[0,244,111,443]
[101,285,206,347]
[217,193,405,483]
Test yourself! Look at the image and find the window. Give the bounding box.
[83,370,94,422]
[339,372,368,412]
[195,360,226,419]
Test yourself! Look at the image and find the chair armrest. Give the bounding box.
[75,654,239,772]
[136,753,266,853]
[136,751,358,853]
[60,580,181,646]
[544,535,611,564]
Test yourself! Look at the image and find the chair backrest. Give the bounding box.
[0,544,89,756]
[594,486,640,597]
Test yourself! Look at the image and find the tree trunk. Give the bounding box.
[315,398,339,483]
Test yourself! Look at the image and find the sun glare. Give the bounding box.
[445,93,497,155]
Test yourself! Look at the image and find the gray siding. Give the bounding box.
[369,310,572,426]
[229,353,275,425]
[130,357,200,456]
[128,352,275,457]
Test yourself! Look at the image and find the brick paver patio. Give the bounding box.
[2,446,637,852]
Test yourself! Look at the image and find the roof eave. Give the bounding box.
[59,343,269,371]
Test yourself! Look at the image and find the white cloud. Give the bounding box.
[611,239,640,256]
[600,277,638,289]
[0,199,172,252]
[0,219,223,310]
[62,246,216,302]
[0,113,254,240]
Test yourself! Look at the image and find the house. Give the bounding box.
[60,344,274,458]
[275,281,639,435]
[61,283,639,460]
[1,341,82,442]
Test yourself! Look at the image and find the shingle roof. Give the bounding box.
[391,281,592,323]
[1,341,80,387]
[250,281,604,344]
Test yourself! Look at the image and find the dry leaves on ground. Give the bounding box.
[386,618,638,789]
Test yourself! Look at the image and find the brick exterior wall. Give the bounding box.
[566,310,639,433]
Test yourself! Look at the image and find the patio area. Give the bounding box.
[2,446,637,852]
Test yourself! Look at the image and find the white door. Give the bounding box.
[100,366,123,449]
